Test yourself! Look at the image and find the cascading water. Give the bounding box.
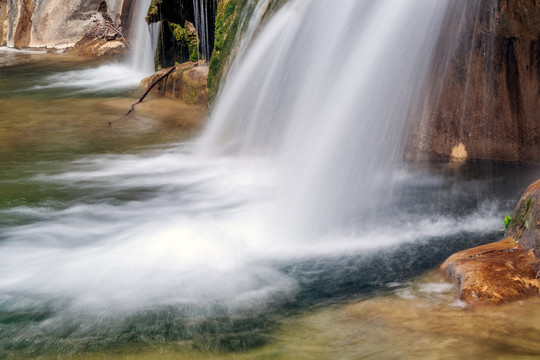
[192,0,210,60]
[129,0,160,74]
[200,0,454,239]
[0,0,517,356]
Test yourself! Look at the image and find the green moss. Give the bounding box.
[146,0,162,23]
[207,0,286,105]
[207,0,250,104]
[171,22,202,62]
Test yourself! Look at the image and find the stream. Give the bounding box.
[2,46,540,359]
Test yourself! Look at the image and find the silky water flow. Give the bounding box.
[0,0,524,357]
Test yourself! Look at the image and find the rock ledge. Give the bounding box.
[442,180,540,305]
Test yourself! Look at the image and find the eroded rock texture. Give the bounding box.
[406,0,540,163]
[5,0,127,49]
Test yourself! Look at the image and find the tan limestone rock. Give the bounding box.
[141,62,209,107]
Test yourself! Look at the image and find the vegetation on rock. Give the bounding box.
[207,0,249,103]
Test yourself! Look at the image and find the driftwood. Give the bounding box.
[104,21,130,49]
[109,66,176,126]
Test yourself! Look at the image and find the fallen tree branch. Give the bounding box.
[109,66,176,126]
[104,21,130,49]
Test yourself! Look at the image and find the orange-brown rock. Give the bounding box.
[442,179,540,305]
[441,238,539,305]
[141,62,209,107]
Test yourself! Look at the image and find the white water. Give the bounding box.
[200,0,453,238]
[0,0,503,316]
[129,0,160,74]
[193,0,210,60]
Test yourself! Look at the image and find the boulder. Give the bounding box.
[141,62,209,106]
[441,238,539,305]
[442,180,540,304]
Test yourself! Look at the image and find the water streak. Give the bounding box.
[200,0,453,238]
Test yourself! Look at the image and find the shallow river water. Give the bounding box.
[2,49,540,360]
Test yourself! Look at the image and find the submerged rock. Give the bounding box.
[141,61,209,106]
[442,180,540,304]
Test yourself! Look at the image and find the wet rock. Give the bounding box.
[441,238,539,305]
[141,62,209,106]
[405,0,540,163]
[442,180,540,304]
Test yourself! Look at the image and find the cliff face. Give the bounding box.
[0,0,8,46]
[405,0,540,164]
[5,0,127,49]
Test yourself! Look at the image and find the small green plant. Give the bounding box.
[504,214,512,229]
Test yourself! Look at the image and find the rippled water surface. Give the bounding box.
[2,49,540,360]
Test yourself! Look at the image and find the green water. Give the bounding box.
[0,51,205,217]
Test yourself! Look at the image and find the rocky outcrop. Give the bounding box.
[442,180,540,305]
[141,61,208,106]
[5,0,127,50]
[405,0,540,164]
[207,0,284,103]
[66,3,129,57]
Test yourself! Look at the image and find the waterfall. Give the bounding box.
[192,0,209,60]
[200,0,453,239]
[129,0,160,75]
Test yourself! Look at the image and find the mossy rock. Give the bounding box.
[506,180,540,257]
[140,62,209,106]
[207,0,286,105]
[207,0,244,103]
